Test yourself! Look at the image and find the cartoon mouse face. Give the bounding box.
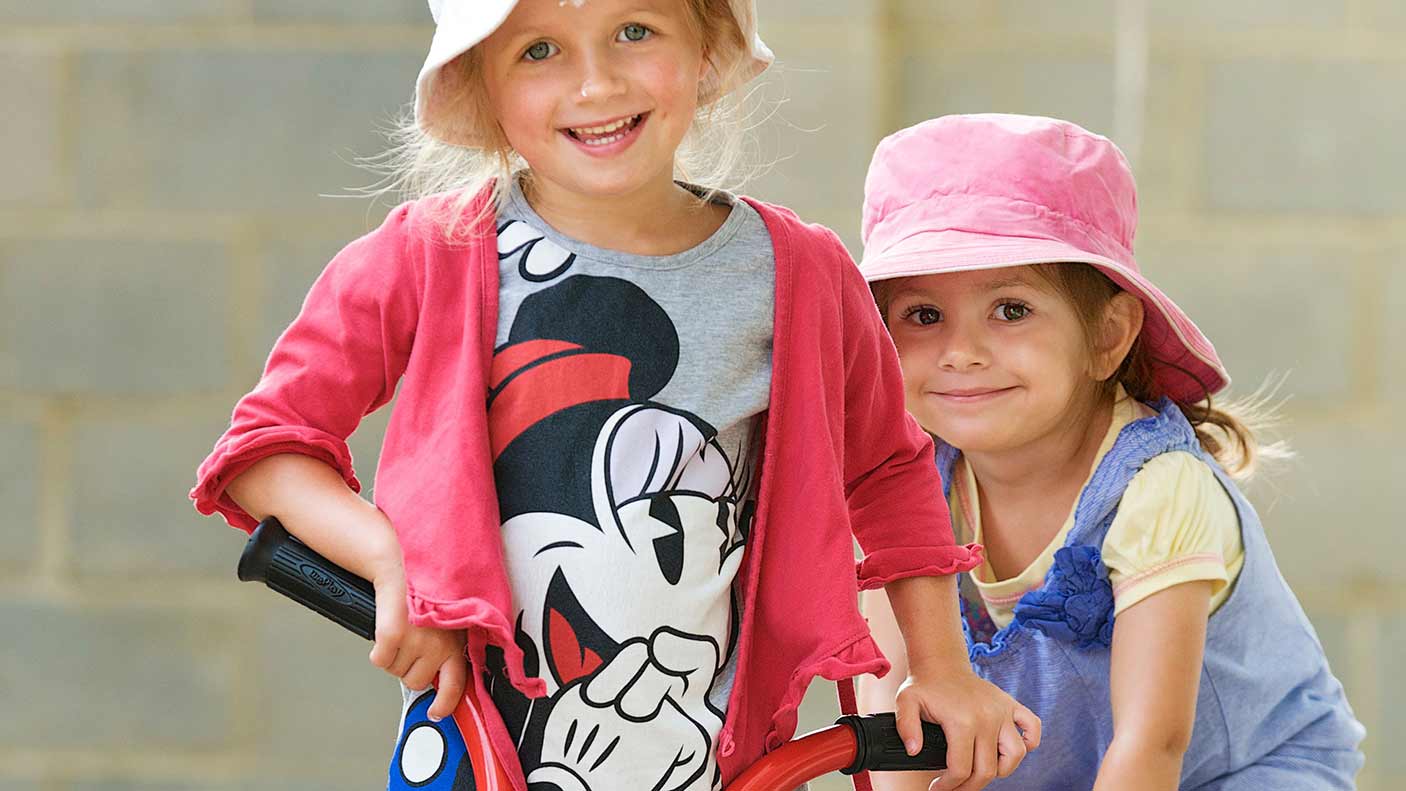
[502,402,749,696]
[474,226,758,791]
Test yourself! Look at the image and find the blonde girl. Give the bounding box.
[192,5,1037,791]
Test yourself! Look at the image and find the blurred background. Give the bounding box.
[1,1,1402,789]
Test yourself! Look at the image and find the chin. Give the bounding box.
[930,420,1020,454]
[560,167,658,199]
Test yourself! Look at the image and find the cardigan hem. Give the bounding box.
[856,543,984,591]
[190,432,361,533]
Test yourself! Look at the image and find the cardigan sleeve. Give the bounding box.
[190,203,424,531]
[823,233,982,589]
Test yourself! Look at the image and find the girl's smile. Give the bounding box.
[928,385,1020,404]
[883,267,1096,456]
[562,111,648,155]
[480,0,708,208]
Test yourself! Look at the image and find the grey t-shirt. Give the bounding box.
[484,180,774,791]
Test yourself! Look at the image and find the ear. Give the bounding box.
[1091,292,1144,382]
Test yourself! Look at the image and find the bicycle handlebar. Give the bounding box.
[238,516,946,788]
[237,515,376,638]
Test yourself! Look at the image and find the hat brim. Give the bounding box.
[862,229,1230,403]
[414,0,773,146]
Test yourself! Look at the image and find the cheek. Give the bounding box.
[637,51,701,113]
[893,336,935,395]
[488,75,555,139]
[1005,329,1090,395]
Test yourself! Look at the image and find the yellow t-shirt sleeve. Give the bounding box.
[1101,451,1243,616]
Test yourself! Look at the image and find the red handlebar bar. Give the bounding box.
[727,724,860,791]
[239,517,945,791]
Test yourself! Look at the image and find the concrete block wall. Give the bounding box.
[1,1,1399,789]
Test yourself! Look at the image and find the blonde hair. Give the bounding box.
[364,0,760,241]
[872,265,1289,479]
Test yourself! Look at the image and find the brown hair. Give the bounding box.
[1027,263,1286,479]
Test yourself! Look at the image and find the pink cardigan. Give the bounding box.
[192,190,979,788]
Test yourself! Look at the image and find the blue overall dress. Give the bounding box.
[938,399,1365,789]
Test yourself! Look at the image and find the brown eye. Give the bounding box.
[902,306,941,325]
[994,302,1030,322]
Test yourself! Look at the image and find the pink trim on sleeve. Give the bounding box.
[190,430,360,533]
[856,543,984,591]
[1112,552,1225,598]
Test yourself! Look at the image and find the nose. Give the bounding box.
[577,51,627,102]
[938,319,988,372]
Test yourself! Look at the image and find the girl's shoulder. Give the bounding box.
[393,186,500,252]
[737,196,862,286]
[742,195,837,244]
[312,189,498,313]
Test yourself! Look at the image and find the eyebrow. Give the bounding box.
[498,5,666,40]
[982,276,1034,291]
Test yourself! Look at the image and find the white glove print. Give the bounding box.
[529,630,722,791]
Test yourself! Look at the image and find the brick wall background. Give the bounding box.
[1,1,1401,789]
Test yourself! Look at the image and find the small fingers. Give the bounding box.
[428,654,467,722]
[369,631,402,672]
[369,606,405,671]
[893,691,925,755]
[995,718,1027,779]
[402,655,439,693]
[931,718,972,791]
[952,731,997,791]
[1014,705,1042,751]
[387,639,420,679]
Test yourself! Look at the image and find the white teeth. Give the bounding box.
[570,115,638,137]
[582,131,626,146]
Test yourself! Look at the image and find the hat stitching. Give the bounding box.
[869,193,1134,263]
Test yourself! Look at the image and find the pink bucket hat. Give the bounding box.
[417,0,774,146]
[860,113,1229,403]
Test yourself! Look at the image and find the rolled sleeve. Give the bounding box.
[856,543,984,591]
[189,205,422,531]
[191,428,361,532]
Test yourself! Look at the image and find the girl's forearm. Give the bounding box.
[857,589,909,712]
[1097,581,1209,791]
[225,453,401,581]
[858,590,940,791]
[883,574,971,675]
[1092,737,1183,791]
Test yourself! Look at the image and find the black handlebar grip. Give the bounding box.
[837,713,947,774]
[237,516,377,641]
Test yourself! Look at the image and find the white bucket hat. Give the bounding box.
[416,0,774,146]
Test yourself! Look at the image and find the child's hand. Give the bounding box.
[368,558,468,722]
[895,668,1040,791]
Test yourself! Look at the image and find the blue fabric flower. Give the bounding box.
[1013,545,1115,649]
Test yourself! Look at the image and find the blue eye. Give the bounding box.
[524,41,558,61]
[618,23,652,42]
